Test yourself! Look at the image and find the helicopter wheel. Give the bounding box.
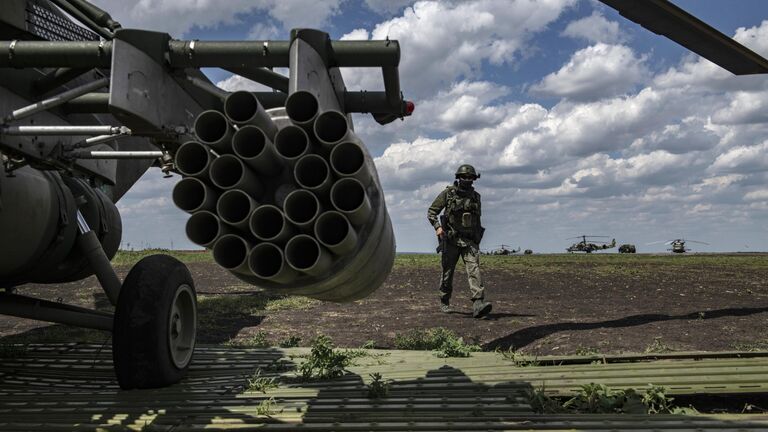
[112,254,197,390]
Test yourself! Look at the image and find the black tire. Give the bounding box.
[113,254,197,390]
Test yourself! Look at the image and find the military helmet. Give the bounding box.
[455,164,480,179]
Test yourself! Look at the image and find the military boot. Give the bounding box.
[440,298,452,313]
[472,299,492,318]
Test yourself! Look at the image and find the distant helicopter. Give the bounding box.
[491,244,521,255]
[566,236,616,253]
[648,239,709,253]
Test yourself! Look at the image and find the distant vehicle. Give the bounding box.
[648,239,709,253]
[491,244,521,255]
[619,244,636,253]
[524,249,533,255]
[566,236,616,253]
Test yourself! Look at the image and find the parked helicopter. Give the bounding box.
[0,0,412,389]
[648,239,709,253]
[490,244,521,255]
[566,236,617,253]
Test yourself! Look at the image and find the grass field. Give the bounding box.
[114,249,768,269]
[2,249,765,355]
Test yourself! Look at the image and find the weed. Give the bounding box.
[731,340,768,351]
[564,383,623,413]
[393,327,479,357]
[397,328,480,356]
[255,397,277,416]
[361,340,377,349]
[642,385,674,414]
[299,335,354,380]
[366,373,391,399]
[527,386,565,414]
[498,347,540,367]
[644,337,672,354]
[245,369,279,393]
[697,311,706,320]
[435,335,480,358]
[225,331,270,348]
[278,335,301,348]
[575,346,599,356]
[553,383,678,414]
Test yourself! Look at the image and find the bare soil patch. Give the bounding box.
[2,254,767,355]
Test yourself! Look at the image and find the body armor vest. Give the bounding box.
[445,186,480,238]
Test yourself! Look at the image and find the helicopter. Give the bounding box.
[566,235,617,253]
[490,244,521,255]
[0,0,412,389]
[648,239,709,253]
[0,0,763,391]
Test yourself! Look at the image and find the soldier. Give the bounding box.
[427,164,492,318]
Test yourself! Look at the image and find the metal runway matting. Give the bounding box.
[0,344,767,430]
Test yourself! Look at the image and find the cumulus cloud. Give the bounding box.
[340,0,577,98]
[562,12,624,43]
[374,15,768,250]
[89,0,342,37]
[364,0,415,14]
[530,43,650,101]
[109,2,768,253]
[710,141,768,173]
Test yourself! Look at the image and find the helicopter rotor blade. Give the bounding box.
[687,240,709,245]
[597,0,768,75]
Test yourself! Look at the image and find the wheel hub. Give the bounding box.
[168,284,197,369]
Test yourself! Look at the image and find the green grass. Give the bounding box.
[264,296,319,312]
[113,250,768,273]
[393,327,480,357]
[111,249,213,266]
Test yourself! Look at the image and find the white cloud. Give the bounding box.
[364,0,415,14]
[712,91,768,125]
[562,12,624,44]
[710,141,768,173]
[341,0,577,98]
[248,22,280,40]
[531,43,650,101]
[744,189,768,201]
[89,0,342,37]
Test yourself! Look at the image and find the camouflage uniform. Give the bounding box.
[427,183,486,304]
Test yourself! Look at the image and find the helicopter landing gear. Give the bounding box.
[112,254,197,390]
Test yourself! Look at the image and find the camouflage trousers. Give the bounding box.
[439,241,485,303]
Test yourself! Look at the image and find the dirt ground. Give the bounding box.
[2,253,768,355]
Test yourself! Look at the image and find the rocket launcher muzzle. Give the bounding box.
[274,125,310,164]
[209,154,264,199]
[172,177,218,214]
[175,89,394,302]
[294,154,332,195]
[217,189,257,231]
[250,205,294,243]
[232,126,282,176]
[248,243,299,283]
[224,91,278,139]
[194,110,234,153]
[185,211,231,249]
[175,141,215,179]
[314,110,349,148]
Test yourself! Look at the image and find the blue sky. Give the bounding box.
[98,0,768,253]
